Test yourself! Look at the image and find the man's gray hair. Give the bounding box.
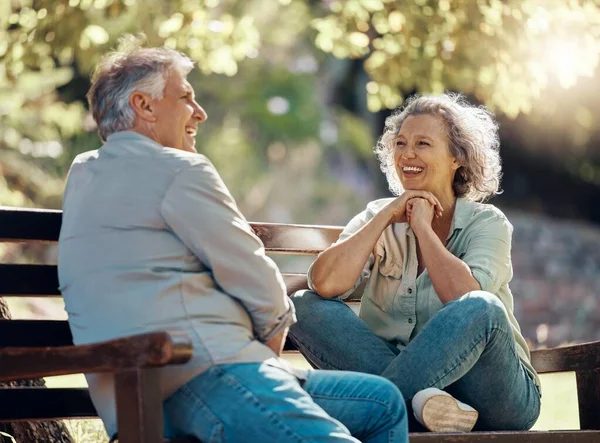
[87,35,194,141]
[374,93,502,202]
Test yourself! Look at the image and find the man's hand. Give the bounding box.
[407,197,435,235]
[383,190,442,225]
[265,328,288,356]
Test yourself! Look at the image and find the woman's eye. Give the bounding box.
[419,141,430,146]
[396,141,405,147]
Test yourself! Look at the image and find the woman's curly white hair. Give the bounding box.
[374,93,502,202]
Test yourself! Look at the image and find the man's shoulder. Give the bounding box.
[156,148,215,174]
[72,150,100,164]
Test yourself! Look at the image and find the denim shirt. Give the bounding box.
[307,197,540,388]
[58,131,296,437]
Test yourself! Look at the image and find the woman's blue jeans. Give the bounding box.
[163,361,408,442]
[287,290,541,431]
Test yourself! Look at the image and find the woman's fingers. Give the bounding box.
[410,191,442,213]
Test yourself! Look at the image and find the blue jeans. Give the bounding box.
[163,361,408,442]
[288,290,541,431]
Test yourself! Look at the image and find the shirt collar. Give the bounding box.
[102,131,165,156]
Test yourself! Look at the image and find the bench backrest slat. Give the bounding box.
[0,387,96,420]
[0,264,314,297]
[0,320,73,346]
[0,318,579,375]
[0,208,341,253]
[0,207,62,243]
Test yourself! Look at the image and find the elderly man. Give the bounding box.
[57,36,408,442]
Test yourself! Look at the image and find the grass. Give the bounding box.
[40,355,580,443]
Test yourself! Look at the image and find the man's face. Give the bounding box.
[149,69,207,152]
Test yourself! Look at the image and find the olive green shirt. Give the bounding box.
[308,197,540,388]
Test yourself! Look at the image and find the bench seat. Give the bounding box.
[1,206,599,442]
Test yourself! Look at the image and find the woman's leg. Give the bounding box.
[288,290,398,373]
[163,362,408,443]
[380,291,541,430]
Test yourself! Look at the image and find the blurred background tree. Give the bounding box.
[2,0,599,219]
[2,0,600,348]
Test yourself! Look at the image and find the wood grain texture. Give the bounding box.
[3,206,600,440]
[0,387,96,420]
[0,206,61,243]
[0,331,193,382]
[576,369,600,429]
[531,341,600,373]
[408,430,600,442]
[0,208,343,253]
[115,368,163,443]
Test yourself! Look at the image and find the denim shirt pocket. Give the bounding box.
[367,242,403,312]
[375,239,403,279]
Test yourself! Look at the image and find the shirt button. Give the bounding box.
[407,288,413,294]
[408,318,413,324]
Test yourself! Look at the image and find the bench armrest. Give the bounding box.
[0,330,193,382]
[531,340,600,373]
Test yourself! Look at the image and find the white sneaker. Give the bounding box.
[412,388,478,433]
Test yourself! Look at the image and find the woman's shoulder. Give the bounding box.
[462,199,513,232]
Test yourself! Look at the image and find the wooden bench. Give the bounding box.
[1,206,599,443]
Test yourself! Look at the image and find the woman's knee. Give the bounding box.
[290,289,342,317]
[458,290,509,326]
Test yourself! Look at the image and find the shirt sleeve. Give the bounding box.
[160,158,295,343]
[306,206,375,300]
[461,214,513,295]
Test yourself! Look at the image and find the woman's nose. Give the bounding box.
[401,146,416,159]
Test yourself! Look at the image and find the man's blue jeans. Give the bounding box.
[163,361,408,442]
[288,290,541,431]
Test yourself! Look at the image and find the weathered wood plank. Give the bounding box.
[115,368,163,443]
[0,320,72,346]
[0,265,310,297]
[0,207,342,253]
[576,369,600,430]
[0,388,96,420]
[251,222,341,254]
[408,430,600,442]
[0,264,60,296]
[0,331,193,382]
[531,341,600,373]
[0,206,61,243]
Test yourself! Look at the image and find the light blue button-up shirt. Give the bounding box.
[308,197,540,389]
[58,131,296,437]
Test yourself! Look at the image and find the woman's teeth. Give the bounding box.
[402,166,424,173]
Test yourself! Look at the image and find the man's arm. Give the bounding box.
[160,157,295,344]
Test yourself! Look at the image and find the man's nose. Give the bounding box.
[193,102,208,122]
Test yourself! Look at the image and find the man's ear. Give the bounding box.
[129,92,156,122]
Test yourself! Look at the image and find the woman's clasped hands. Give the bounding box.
[383,191,442,232]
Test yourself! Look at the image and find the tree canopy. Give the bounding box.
[1,0,600,220]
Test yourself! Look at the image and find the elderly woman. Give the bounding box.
[289,94,541,433]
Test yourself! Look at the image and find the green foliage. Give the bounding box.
[314,0,600,116]
[1,0,599,213]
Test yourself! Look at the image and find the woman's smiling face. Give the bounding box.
[393,113,460,197]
